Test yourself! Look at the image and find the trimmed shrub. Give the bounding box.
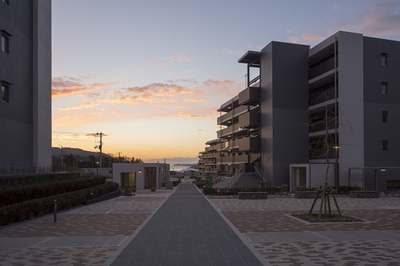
[0,182,119,226]
[0,176,107,208]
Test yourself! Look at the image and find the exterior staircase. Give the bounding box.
[213,178,231,189]
[232,172,260,188]
[212,172,260,189]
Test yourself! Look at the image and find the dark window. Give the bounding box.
[382,140,388,152]
[381,82,388,95]
[382,111,388,123]
[2,0,10,5]
[1,83,9,103]
[381,53,388,66]
[1,34,10,54]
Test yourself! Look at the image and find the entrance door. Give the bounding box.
[121,172,136,189]
[144,167,156,189]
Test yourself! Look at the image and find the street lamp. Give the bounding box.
[95,161,99,176]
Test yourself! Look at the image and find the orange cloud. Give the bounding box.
[169,55,190,62]
[155,62,165,68]
[52,77,123,97]
[302,33,324,42]
[331,3,400,36]
[184,98,204,103]
[202,79,234,88]
[179,112,205,119]
[126,83,202,96]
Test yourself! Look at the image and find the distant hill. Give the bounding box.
[51,147,111,159]
[148,157,198,165]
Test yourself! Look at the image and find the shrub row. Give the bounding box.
[304,185,361,194]
[202,186,360,196]
[0,173,81,188]
[0,176,107,208]
[0,182,119,226]
[202,187,281,196]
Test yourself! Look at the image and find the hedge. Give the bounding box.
[0,173,81,188]
[0,182,119,226]
[0,176,107,208]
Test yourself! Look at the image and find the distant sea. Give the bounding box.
[170,164,196,172]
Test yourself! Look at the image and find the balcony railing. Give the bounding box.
[236,136,260,152]
[239,86,259,106]
[238,110,259,129]
[217,105,248,125]
[216,154,249,164]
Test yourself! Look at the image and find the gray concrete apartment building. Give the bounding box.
[199,31,400,192]
[0,0,52,173]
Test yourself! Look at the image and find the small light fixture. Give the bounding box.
[138,170,142,174]
[333,145,340,149]
[380,168,386,172]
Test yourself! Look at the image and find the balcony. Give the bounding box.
[309,56,335,80]
[238,109,259,129]
[217,105,248,125]
[217,123,247,139]
[216,154,249,164]
[239,86,259,106]
[236,136,260,152]
[205,146,216,152]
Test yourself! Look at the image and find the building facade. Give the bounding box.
[199,31,400,191]
[113,163,170,190]
[0,0,52,174]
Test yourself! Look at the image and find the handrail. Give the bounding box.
[249,75,260,87]
[254,164,266,187]
[227,164,245,188]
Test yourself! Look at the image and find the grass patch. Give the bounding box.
[292,213,364,223]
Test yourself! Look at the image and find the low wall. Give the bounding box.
[295,191,319,199]
[238,192,267,199]
[349,191,380,198]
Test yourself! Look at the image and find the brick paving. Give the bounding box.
[0,190,173,266]
[210,196,400,266]
[1,187,400,266]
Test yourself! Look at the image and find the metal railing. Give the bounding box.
[227,164,245,188]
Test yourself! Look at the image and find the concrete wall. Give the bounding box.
[363,36,400,175]
[112,163,170,190]
[260,42,309,186]
[33,0,52,170]
[0,0,51,170]
[336,32,365,186]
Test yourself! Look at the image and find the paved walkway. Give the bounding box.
[1,183,400,265]
[105,182,267,266]
[211,196,400,265]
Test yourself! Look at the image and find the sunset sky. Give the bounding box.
[52,0,400,163]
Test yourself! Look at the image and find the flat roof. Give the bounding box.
[238,50,261,64]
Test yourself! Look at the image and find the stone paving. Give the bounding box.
[210,196,400,266]
[0,190,174,266]
[1,187,400,265]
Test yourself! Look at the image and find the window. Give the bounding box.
[381,53,388,66]
[1,31,11,54]
[382,111,388,123]
[382,82,388,95]
[382,140,388,152]
[2,0,9,5]
[1,83,9,103]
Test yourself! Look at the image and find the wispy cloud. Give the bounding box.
[179,112,205,119]
[169,55,190,62]
[301,33,324,42]
[52,77,123,97]
[184,98,204,103]
[155,62,165,68]
[331,3,400,36]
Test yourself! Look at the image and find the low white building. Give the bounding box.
[112,163,170,190]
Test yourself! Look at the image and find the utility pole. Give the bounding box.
[60,145,63,172]
[87,132,108,175]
